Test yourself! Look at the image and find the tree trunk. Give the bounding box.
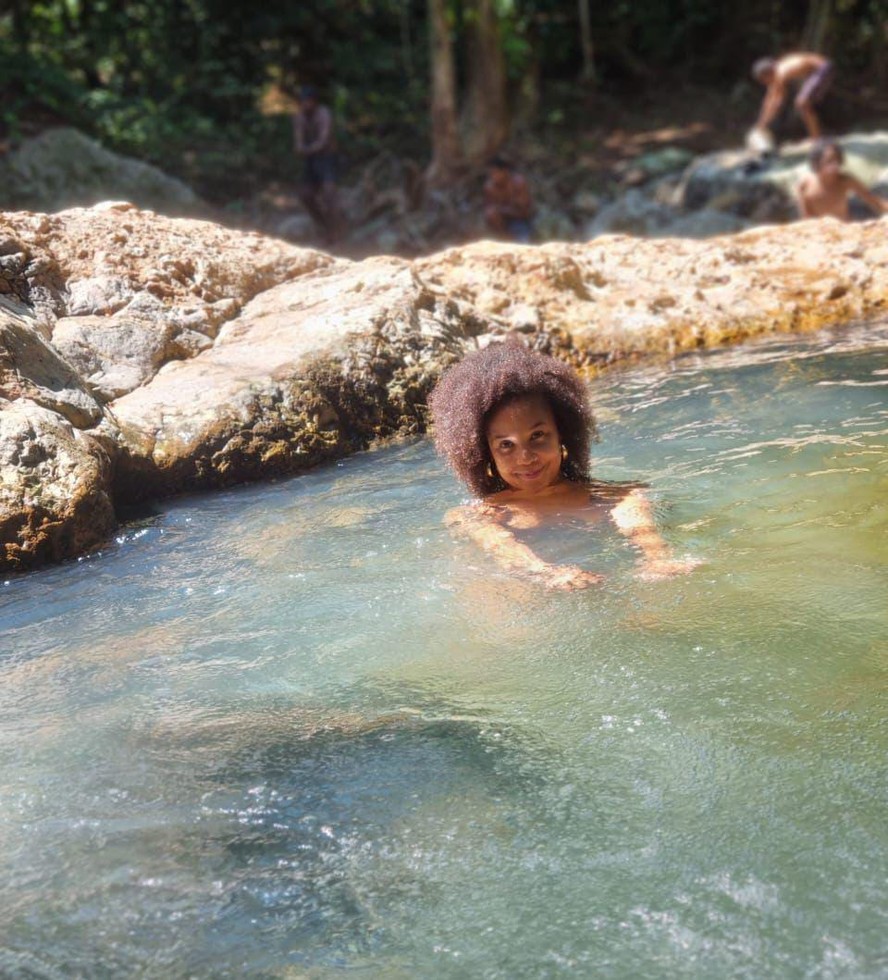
[871,8,887,87]
[801,0,832,52]
[11,0,30,52]
[461,0,509,166]
[426,0,464,186]
[400,1,415,80]
[514,44,541,132]
[578,0,595,83]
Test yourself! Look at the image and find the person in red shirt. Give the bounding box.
[483,157,534,243]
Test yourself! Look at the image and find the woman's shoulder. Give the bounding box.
[584,478,648,501]
[445,498,507,526]
[483,488,515,505]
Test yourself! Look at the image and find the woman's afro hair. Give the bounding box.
[428,340,597,496]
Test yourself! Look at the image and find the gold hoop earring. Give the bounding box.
[561,444,568,462]
[486,462,496,479]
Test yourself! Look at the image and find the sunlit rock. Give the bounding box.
[0,128,205,215]
[2,203,887,570]
[0,399,115,570]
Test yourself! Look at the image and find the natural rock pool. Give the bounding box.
[2,322,886,978]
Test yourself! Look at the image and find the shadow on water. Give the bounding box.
[2,688,571,976]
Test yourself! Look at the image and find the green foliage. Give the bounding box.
[2,0,886,202]
[0,41,87,136]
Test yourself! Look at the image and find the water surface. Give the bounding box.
[2,322,887,978]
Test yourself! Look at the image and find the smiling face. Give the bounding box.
[816,142,843,182]
[485,394,563,494]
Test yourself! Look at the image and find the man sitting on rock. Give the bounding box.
[751,52,833,142]
[483,157,534,243]
[797,139,888,220]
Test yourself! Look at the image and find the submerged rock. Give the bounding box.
[2,203,887,570]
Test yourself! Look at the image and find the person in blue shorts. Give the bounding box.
[293,85,343,243]
[751,52,834,142]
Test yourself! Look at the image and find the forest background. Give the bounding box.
[2,0,886,228]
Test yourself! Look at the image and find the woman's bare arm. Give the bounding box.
[445,504,603,590]
[796,175,815,218]
[610,488,699,580]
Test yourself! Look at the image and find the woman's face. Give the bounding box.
[818,144,843,179]
[485,394,563,493]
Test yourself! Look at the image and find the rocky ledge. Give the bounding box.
[2,203,887,571]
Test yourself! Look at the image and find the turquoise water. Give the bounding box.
[1,323,886,979]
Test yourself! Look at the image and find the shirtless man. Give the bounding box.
[483,157,534,243]
[752,52,834,140]
[797,139,888,220]
[293,85,343,242]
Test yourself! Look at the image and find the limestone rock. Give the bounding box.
[0,207,337,568]
[51,312,186,401]
[0,400,115,570]
[0,205,335,318]
[106,259,481,499]
[66,275,136,316]
[1,299,103,428]
[0,128,204,216]
[3,203,888,572]
[417,220,888,360]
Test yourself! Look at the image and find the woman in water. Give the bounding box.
[429,341,698,590]
[796,138,888,220]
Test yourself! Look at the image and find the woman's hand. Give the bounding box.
[447,505,605,591]
[541,564,605,591]
[636,556,701,581]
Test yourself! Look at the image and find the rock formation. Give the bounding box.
[588,131,888,239]
[1,128,206,216]
[2,202,887,571]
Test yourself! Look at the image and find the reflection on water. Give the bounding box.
[1,322,887,977]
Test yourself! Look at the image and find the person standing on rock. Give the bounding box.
[293,85,343,243]
[483,157,535,243]
[797,139,888,220]
[750,52,834,144]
